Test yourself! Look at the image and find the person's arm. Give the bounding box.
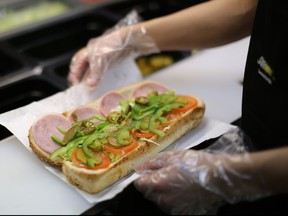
[248,146,288,194]
[68,0,259,87]
[133,143,288,214]
[140,0,258,50]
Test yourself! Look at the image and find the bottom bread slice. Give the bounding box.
[62,106,205,194]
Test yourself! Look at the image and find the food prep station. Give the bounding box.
[0,0,204,140]
[0,0,249,215]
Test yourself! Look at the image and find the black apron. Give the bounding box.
[242,0,288,151]
[218,1,288,214]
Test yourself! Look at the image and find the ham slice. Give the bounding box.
[31,113,71,154]
[132,81,169,97]
[67,105,102,124]
[99,91,125,117]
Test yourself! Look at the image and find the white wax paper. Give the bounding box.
[0,58,236,204]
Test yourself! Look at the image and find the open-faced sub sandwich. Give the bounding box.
[28,80,205,194]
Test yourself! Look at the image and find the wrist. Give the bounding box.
[225,153,273,202]
[118,24,159,55]
[250,147,288,195]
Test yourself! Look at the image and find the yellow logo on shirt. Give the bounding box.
[257,56,274,84]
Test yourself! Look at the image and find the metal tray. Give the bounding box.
[2,9,118,66]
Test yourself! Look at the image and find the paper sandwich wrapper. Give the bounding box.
[0,58,236,204]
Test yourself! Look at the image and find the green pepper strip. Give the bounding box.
[49,137,86,161]
[89,139,102,150]
[132,92,178,121]
[82,132,108,167]
[82,133,102,158]
[132,103,158,120]
[72,114,106,127]
[87,158,97,167]
[141,104,159,113]
[156,102,184,116]
[131,104,144,118]
[132,109,156,120]
[120,100,131,115]
[51,135,64,146]
[148,115,165,138]
[95,122,110,131]
[116,127,131,146]
[56,126,67,135]
[159,94,177,105]
[148,102,184,138]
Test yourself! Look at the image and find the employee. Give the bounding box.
[68,0,288,214]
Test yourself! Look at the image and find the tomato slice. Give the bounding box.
[171,95,198,114]
[71,148,110,170]
[103,139,138,155]
[133,130,155,139]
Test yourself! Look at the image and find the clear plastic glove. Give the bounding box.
[134,128,272,215]
[68,10,159,88]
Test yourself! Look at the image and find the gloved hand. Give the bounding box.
[68,10,159,88]
[134,128,272,215]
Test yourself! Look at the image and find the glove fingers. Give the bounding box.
[135,159,189,193]
[135,151,184,174]
[85,67,102,88]
[68,48,89,85]
[134,168,169,194]
[134,165,197,215]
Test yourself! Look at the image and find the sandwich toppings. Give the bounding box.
[31,82,199,170]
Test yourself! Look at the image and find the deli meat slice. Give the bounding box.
[99,91,125,117]
[132,81,169,97]
[31,113,71,154]
[67,105,102,124]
